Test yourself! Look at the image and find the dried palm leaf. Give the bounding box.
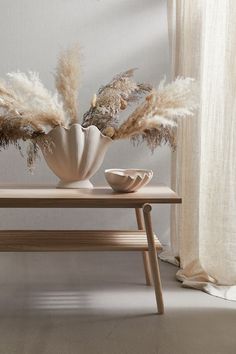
[82,69,152,133]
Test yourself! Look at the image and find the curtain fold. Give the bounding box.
[167,0,236,300]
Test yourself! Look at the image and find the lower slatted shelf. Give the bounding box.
[0,230,162,252]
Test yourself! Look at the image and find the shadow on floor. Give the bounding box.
[0,253,235,354]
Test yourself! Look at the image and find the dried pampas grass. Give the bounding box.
[0,40,198,170]
[0,72,66,168]
[0,45,81,168]
[112,77,198,150]
[82,69,152,134]
[0,73,65,141]
[1,72,65,130]
[7,71,64,121]
[55,45,80,125]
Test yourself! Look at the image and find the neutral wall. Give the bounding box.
[0,0,170,244]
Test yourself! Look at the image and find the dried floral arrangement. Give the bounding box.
[0,45,197,168]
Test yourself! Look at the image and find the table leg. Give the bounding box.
[135,208,153,286]
[142,203,164,314]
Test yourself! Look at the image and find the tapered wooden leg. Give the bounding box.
[143,204,164,314]
[135,208,153,286]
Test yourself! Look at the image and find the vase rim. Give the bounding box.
[43,123,113,142]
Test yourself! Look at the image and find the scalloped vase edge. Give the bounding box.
[38,124,112,189]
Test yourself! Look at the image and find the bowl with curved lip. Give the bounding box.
[38,124,112,188]
[105,168,153,193]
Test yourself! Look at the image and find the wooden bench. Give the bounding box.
[0,185,181,314]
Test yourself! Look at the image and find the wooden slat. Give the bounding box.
[0,230,162,252]
[0,185,181,208]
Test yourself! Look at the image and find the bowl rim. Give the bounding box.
[105,168,153,176]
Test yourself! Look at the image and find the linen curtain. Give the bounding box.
[166,0,236,300]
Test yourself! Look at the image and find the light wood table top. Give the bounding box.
[0,184,181,208]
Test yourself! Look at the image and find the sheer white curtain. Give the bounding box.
[166,0,236,300]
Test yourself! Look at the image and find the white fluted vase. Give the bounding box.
[38,124,112,188]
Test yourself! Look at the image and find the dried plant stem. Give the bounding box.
[55,45,80,125]
[82,69,152,133]
[111,77,198,150]
[0,41,198,170]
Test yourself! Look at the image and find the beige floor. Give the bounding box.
[0,252,235,354]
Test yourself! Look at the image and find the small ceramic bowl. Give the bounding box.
[105,169,153,193]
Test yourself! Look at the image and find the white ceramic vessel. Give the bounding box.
[105,169,153,193]
[38,124,112,188]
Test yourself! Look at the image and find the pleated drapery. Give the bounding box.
[166,0,236,300]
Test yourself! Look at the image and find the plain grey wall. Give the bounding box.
[0,0,171,244]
